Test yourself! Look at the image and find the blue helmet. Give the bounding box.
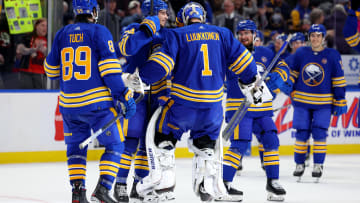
[255,30,264,42]
[276,33,287,42]
[72,0,99,16]
[182,2,206,26]
[290,32,305,43]
[236,20,257,33]
[141,0,168,17]
[308,24,326,36]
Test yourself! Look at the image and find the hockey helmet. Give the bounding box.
[141,0,168,17]
[290,32,305,43]
[255,30,264,42]
[72,0,99,16]
[276,33,287,42]
[182,2,206,26]
[308,24,326,37]
[236,20,257,33]
[175,6,185,27]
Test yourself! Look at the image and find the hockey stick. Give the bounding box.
[79,72,145,149]
[222,34,292,141]
[273,103,291,113]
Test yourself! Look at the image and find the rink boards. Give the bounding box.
[0,89,358,164]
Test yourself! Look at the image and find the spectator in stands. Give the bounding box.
[324,0,354,54]
[265,0,291,32]
[290,0,311,32]
[120,0,142,28]
[310,8,325,25]
[98,0,121,42]
[214,0,243,34]
[16,18,47,89]
[234,0,258,20]
[63,0,74,25]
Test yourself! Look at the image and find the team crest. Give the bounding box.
[302,63,324,86]
[261,56,267,63]
[321,58,327,64]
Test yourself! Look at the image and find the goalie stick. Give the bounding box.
[222,34,293,141]
[79,71,145,149]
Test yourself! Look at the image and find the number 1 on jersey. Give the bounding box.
[200,44,212,76]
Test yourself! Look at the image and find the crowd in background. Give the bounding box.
[0,0,359,89]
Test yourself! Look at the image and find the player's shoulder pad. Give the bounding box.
[121,23,140,35]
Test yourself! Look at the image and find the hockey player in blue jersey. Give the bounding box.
[344,0,360,52]
[113,0,170,202]
[254,30,264,47]
[44,0,136,202]
[136,2,264,202]
[220,20,288,202]
[268,33,290,60]
[287,24,347,182]
[344,0,360,126]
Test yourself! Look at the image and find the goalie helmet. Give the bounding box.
[236,20,257,33]
[308,24,326,37]
[182,2,206,26]
[141,0,168,17]
[72,0,99,16]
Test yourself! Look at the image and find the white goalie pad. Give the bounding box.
[238,74,273,106]
[137,106,176,202]
[187,138,227,201]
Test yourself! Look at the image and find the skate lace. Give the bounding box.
[271,180,283,190]
[313,164,323,173]
[295,164,304,172]
[116,184,127,195]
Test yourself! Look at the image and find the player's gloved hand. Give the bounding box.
[332,99,348,116]
[117,88,136,119]
[280,81,293,96]
[266,72,283,92]
[140,16,160,36]
[121,72,143,93]
[238,75,264,105]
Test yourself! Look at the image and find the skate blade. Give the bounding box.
[158,191,175,202]
[90,196,102,203]
[214,195,243,202]
[129,198,143,203]
[267,193,285,202]
[296,176,302,182]
[314,177,320,183]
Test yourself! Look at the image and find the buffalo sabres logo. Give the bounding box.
[302,63,324,86]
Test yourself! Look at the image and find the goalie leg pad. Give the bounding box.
[188,137,227,201]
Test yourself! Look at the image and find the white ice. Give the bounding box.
[0,154,360,203]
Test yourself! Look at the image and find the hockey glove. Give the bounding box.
[266,72,283,92]
[332,99,347,116]
[117,88,136,119]
[238,75,264,105]
[121,72,143,93]
[140,16,160,36]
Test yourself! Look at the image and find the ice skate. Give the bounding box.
[129,181,143,203]
[266,179,286,201]
[72,181,89,203]
[91,179,117,203]
[312,164,323,183]
[214,181,243,202]
[113,182,129,202]
[293,164,305,182]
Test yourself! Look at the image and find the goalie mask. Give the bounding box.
[182,2,207,26]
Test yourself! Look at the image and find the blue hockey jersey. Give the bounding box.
[140,23,258,108]
[285,46,346,109]
[344,9,360,52]
[44,23,126,114]
[116,23,171,101]
[226,46,290,119]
